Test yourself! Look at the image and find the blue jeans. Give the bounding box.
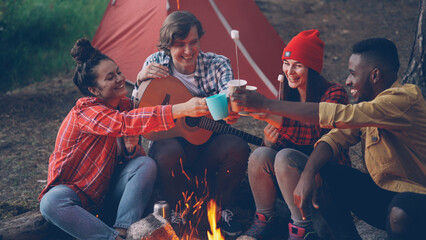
[40,156,157,240]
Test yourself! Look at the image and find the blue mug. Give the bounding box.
[206,93,229,120]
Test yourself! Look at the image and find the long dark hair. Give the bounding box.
[283,68,332,102]
[70,38,111,96]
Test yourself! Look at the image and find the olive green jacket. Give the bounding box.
[318,82,426,194]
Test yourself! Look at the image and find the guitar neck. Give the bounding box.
[198,117,263,146]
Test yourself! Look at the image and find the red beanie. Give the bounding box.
[281,29,324,74]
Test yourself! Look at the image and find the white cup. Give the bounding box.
[238,85,257,116]
[228,79,247,112]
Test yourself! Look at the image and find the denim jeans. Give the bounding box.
[40,156,157,240]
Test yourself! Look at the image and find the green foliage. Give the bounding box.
[0,0,108,92]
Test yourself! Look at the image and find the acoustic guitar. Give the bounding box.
[135,76,263,146]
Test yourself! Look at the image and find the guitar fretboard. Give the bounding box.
[197,117,263,146]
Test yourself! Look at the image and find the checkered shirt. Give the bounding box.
[141,51,233,97]
[39,97,174,210]
[275,83,351,165]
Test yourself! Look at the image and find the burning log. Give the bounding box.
[0,210,71,240]
[127,213,179,240]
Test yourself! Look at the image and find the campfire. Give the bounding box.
[126,159,227,239]
[177,198,224,240]
[207,199,224,240]
[175,160,225,240]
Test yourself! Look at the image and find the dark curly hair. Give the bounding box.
[70,38,111,96]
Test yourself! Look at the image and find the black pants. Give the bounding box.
[318,162,426,240]
[149,134,250,209]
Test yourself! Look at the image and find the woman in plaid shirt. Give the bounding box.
[38,38,209,240]
[241,30,350,240]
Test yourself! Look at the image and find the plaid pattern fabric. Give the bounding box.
[39,97,174,210]
[142,51,233,97]
[274,83,351,165]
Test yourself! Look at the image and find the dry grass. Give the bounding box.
[0,74,80,219]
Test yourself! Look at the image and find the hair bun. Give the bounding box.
[70,38,96,64]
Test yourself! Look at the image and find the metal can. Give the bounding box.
[153,200,170,222]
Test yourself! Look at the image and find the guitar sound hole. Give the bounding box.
[185,117,200,127]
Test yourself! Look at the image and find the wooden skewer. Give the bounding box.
[231,30,240,82]
[277,74,284,101]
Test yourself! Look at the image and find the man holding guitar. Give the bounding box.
[135,11,250,236]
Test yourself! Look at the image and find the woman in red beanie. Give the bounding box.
[240,29,350,240]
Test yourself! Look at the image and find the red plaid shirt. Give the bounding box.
[39,96,174,210]
[274,83,351,166]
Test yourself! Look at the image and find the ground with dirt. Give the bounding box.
[0,0,421,239]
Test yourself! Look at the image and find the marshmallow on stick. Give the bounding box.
[278,74,285,101]
[231,30,241,80]
[231,30,239,40]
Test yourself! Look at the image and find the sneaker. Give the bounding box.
[220,208,243,236]
[241,212,275,239]
[288,223,320,240]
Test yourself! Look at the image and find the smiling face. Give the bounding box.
[282,59,309,91]
[89,59,127,107]
[169,25,201,75]
[346,54,375,103]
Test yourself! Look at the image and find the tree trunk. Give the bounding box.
[402,0,426,97]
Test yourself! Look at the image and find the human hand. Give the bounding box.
[263,124,279,146]
[224,110,240,124]
[136,63,169,85]
[123,135,139,154]
[252,114,283,129]
[293,172,319,220]
[231,88,269,113]
[249,112,268,120]
[172,97,209,119]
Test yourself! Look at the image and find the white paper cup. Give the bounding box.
[228,79,247,112]
[245,85,257,91]
[238,85,257,116]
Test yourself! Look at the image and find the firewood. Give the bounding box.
[0,210,71,240]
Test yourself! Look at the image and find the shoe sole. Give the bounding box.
[222,230,243,237]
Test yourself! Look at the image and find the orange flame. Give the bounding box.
[207,199,224,240]
[176,163,224,239]
[180,158,191,181]
[177,166,209,238]
[177,0,180,10]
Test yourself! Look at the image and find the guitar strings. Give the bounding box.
[199,117,263,145]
